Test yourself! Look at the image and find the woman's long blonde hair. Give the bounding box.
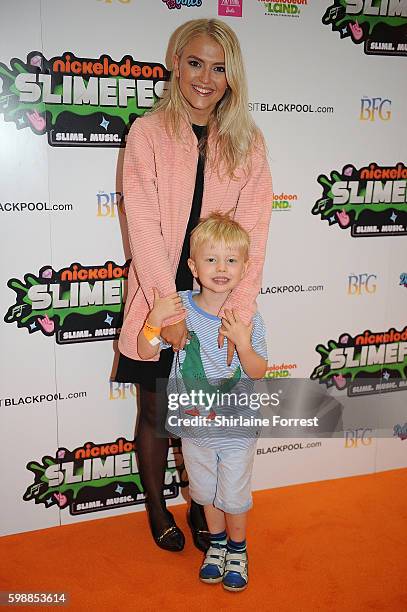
[151,18,262,178]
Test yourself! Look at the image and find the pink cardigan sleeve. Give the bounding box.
[221,142,273,325]
[123,119,184,325]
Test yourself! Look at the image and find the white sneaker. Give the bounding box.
[199,544,227,584]
[222,550,248,591]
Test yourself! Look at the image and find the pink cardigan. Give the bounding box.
[118,111,272,361]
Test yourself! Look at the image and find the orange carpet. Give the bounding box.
[1,469,406,611]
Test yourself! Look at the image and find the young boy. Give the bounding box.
[138,213,267,592]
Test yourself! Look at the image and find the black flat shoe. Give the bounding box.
[146,505,185,552]
[187,510,210,553]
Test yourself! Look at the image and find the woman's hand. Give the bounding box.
[161,319,189,351]
[219,309,253,355]
[148,288,185,327]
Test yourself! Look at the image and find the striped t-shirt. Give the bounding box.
[163,290,268,450]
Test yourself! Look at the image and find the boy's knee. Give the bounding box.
[214,487,253,514]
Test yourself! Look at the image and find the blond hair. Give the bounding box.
[190,212,250,260]
[151,18,262,178]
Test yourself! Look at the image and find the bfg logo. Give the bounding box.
[360,97,391,121]
[97,191,124,218]
[344,428,373,448]
[109,382,137,400]
[347,273,377,295]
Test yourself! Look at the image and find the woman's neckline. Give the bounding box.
[192,123,206,132]
[192,123,207,143]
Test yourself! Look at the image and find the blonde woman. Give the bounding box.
[116,18,272,553]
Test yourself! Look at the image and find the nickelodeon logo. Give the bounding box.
[272,193,298,211]
[265,363,297,378]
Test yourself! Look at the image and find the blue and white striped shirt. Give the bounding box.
[163,291,268,450]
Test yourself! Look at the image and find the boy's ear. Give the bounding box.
[188,257,198,278]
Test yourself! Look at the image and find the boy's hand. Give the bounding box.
[220,309,253,352]
[148,288,185,327]
[217,332,236,366]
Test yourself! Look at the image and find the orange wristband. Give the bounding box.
[143,321,161,346]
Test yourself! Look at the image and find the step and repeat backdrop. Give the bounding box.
[1,0,406,536]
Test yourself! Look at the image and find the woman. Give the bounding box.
[116,18,272,552]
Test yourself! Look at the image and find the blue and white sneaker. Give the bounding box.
[222,550,248,592]
[199,544,227,584]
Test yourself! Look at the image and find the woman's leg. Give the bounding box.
[190,498,210,533]
[136,386,184,549]
[136,387,168,526]
[181,438,211,551]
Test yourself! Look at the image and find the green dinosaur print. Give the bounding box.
[180,331,241,407]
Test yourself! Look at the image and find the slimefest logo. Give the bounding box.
[313,162,407,237]
[323,1,407,56]
[0,51,168,146]
[258,0,308,18]
[4,261,129,344]
[24,438,184,515]
[311,326,407,396]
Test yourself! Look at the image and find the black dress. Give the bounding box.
[115,124,206,391]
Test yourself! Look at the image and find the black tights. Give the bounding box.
[136,386,207,533]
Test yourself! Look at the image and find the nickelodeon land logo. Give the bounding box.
[24,438,184,516]
[265,362,298,378]
[311,326,407,397]
[258,0,307,18]
[313,162,407,237]
[4,261,129,344]
[323,1,407,57]
[0,51,169,147]
[273,192,298,211]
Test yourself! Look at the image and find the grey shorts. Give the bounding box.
[182,438,257,515]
